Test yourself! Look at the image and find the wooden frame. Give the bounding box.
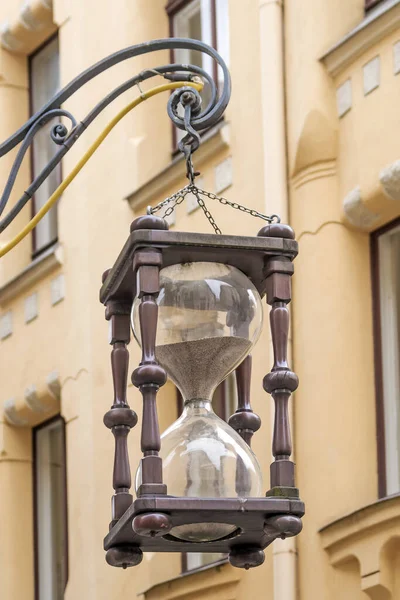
[28,32,61,258]
[371,217,400,498]
[32,415,68,600]
[101,216,303,569]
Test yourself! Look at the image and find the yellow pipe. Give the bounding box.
[0,80,203,258]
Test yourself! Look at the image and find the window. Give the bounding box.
[167,0,230,146]
[365,0,384,9]
[179,373,237,572]
[33,416,68,600]
[29,35,60,256]
[372,219,400,497]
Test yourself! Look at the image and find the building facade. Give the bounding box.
[0,0,399,599]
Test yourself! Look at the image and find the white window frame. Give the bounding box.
[171,0,230,146]
[378,223,400,495]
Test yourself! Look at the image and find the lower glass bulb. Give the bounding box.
[135,397,263,542]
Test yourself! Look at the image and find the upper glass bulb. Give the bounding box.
[132,262,263,400]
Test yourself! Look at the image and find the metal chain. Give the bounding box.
[149,186,192,218]
[191,187,222,234]
[193,186,281,224]
[150,85,280,231]
[149,185,281,233]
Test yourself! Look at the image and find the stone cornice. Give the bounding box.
[320,494,400,598]
[0,0,56,55]
[0,243,63,306]
[321,0,400,77]
[3,371,61,427]
[142,561,240,600]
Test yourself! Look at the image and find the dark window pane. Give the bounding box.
[30,36,60,254]
[34,417,67,600]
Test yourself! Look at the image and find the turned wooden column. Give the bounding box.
[129,216,172,537]
[103,292,138,527]
[130,215,169,498]
[229,355,261,446]
[258,224,299,492]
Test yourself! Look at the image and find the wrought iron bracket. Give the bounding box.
[0,38,231,233]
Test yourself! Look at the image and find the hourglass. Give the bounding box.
[132,262,263,541]
[101,215,304,569]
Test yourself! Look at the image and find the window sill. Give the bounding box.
[140,559,240,600]
[320,493,400,597]
[320,0,400,77]
[0,243,63,306]
[126,120,230,213]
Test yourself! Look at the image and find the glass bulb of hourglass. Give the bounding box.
[132,262,264,542]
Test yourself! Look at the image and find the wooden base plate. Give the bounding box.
[104,495,304,554]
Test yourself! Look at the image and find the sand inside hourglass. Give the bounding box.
[155,336,252,400]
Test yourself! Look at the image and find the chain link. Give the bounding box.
[191,187,222,234]
[149,184,281,233]
[193,186,281,224]
[150,186,192,217]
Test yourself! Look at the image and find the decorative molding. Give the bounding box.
[51,273,65,305]
[321,0,400,77]
[24,292,38,323]
[24,384,48,413]
[20,3,44,31]
[380,159,400,200]
[0,0,55,54]
[47,370,61,400]
[2,371,61,427]
[343,186,380,229]
[336,79,352,117]
[215,156,233,194]
[320,494,400,599]
[291,160,336,190]
[0,311,12,340]
[292,110,338,176]
[3,399,28,426]
[0,22,23,52]
[0,244,63,306]
[363,55,380,95]
[127,121,230,212]
[142,561,240,600]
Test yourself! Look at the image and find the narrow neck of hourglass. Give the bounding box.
[183,398,214,415]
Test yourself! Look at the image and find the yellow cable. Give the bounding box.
[0,80,203,258]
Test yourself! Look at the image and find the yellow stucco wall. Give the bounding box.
[0,0,400,599]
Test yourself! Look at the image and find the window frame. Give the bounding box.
[28,32,61,258]
[166,0,218,151]
[32,414,68,600]
[371,216,400,498]
[365,0,384,10]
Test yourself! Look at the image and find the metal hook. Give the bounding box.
[180,143,200,185]
[178,101,200,185]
